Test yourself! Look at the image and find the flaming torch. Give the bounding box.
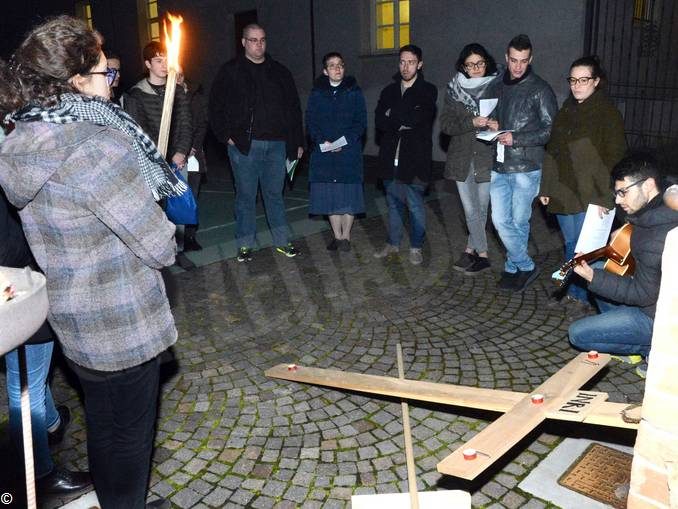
[157,13,183,159]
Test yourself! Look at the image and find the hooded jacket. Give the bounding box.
[306,75,367,184]
[491,68,557,173]
[589,194,678,318]
[375,72,438,184]
[0,121,177,371]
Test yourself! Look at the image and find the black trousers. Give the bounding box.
[68,356,160,509]
[184,171,202,239]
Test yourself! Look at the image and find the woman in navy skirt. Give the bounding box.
[306,52,367,251]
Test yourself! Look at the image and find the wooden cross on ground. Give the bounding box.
[266,352,638,481]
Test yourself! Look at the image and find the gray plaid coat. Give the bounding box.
[0,121,177,371]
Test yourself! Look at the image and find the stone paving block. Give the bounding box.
[261,479,288,498]
[187,478,213,496]
[171,487,202,509]
[251,495,277,508]
[482,480,510,499]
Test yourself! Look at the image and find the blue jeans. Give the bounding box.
[569,299,653,357]
[384,180,426,248]
[556,212,588,302]
[456,166,490,254]
[490,169,541,272]
[228,140,289,249]
[5,342,59,478]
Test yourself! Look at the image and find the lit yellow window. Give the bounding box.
[374,0,410,51]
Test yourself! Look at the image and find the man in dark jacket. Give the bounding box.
[209,24,304,262]
[124,41,192,170]
[569,154,678,373]
[487,34,557,291]
[124,41,194,270]
[372,44,438,265]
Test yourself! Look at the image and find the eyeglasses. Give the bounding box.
[464,60,486,71]
[566,76,595,86]
[326,63,345,70]
[85,67,118,86]
[613,177,648,198]
[244,37,266,44]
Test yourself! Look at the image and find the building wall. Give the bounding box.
[6,0,587,161]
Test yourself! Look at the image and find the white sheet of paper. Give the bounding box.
[320,136,348,153]
[574,204,616,253]
[496,143,505,163]
[186,155,200,172]
[479,98,498,117]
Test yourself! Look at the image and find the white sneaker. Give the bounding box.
[373,244,399,258]
[409,248,423,265]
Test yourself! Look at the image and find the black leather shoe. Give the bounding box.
[183,237,202,251]
[147,498,171,509]
[47,405,71,446]
[175,252,196,271]
[37,467,92,495]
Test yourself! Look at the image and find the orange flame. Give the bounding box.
[163,13,183,71]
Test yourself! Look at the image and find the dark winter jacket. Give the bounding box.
[187,84,209,173]
[209,54,304,161]
[589,194,678,318]
[306,76,367,184]
[0,188,53,344]
[492,68,557,173]
[123,79,193,158]
[375,72,438,184]
[440,95,494,183]
[541,90,626,213]
[0,188,32,268]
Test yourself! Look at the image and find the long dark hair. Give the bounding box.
[455,43,497,78]
[0,15,102,118]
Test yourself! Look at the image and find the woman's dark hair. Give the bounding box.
[0,15,102,118]
[570,55,607,88]
[570,55,604,78]
[455,43,497,78]
[322,52,344,69]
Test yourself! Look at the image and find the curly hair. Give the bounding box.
[455,43,498,78]
[0,15,102,118]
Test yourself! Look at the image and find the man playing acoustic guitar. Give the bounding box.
[568,154,678,377]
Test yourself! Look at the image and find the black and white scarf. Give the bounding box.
[9,93,186,200]
[447,71,501,116]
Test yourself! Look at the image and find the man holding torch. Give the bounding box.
[210,24,304,262]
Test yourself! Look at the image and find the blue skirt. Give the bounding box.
[309,182,365,215]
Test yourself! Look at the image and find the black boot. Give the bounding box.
[183,237,202,251]
[47,405,71,446]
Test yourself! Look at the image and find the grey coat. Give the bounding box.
[439,94,494,182]
[0,121,177,371]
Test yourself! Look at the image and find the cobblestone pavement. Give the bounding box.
[0,180,644,508]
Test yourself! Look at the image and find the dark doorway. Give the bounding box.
[585,0,677,151]
[234,9,258,57]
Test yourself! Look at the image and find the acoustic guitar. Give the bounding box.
[552,223,634,287]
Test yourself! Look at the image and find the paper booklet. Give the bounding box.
[479,98,498,117]
[574,203,616,253]
[476,129,510,142]
[320,136,348,152]
[286,158,299,181]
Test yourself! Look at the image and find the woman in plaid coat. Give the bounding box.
[0,16,178,509]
